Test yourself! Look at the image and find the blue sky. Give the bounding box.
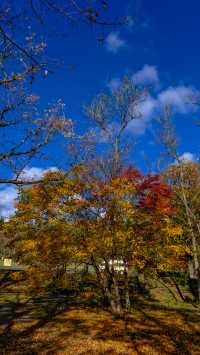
[37,0,200,162]
[1,0,200,217]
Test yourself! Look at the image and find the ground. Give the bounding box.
[0,281,200,354]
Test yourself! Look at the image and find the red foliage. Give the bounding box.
[122,166,174,215]
[122,166,142,181]
[138,174,173,214]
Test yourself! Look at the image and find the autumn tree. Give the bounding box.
[157,106,200,302]
[164,161,200,301]
[3,79,183,315]
[4,162,183,314]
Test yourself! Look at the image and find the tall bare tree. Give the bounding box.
[161,107,200,302]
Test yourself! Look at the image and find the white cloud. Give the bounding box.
[132,65,159,87]
[19,166,58,181]
[107,77,121,91]
[126,83,199,136]
[178,152,196,162]
[0,187,18,219]
[127,96,157,135]
[137,96,157,118]
[106,66,200,137]
[105,32,126,53]
[158,86,198,114]
[127,118,148,136]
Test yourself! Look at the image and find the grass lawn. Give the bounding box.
[0,282,200,354]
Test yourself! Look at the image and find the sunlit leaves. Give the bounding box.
[3,162,184,290]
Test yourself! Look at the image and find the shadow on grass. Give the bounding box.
[0,292,200,354]
[0,293,73,354]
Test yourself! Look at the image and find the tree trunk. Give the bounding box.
[188,257,200,302]
[189,235,200,302]
[99,272,122,315]
[112,275,122,315]
[91,257,110,307]
[124,265,131,311]
[92,258,122,314]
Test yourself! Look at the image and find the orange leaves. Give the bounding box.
[4,161,183,289]
[97,178,135,198]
